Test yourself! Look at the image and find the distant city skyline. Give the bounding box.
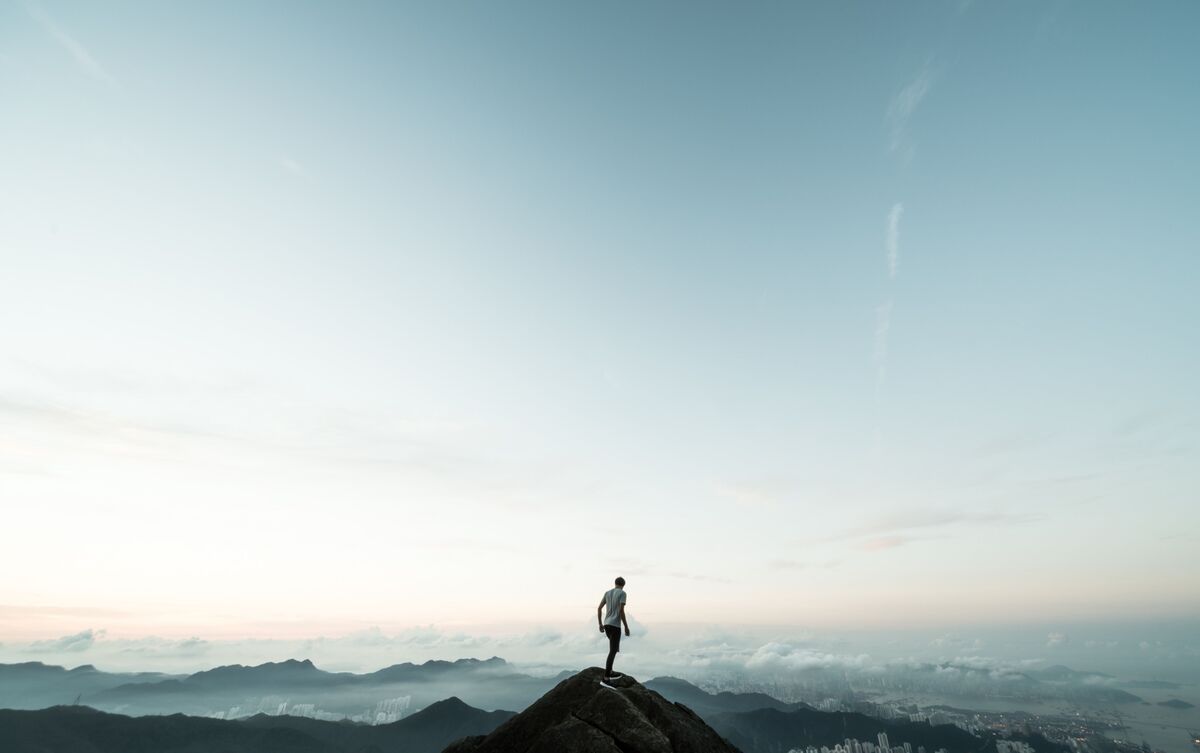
[2,0,1198,643]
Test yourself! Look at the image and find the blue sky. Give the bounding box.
[1,1,1198,640]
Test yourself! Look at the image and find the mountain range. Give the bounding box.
[0,665,1071,753]
[0,657,563,719]
[0,696,512,753]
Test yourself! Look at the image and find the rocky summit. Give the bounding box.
[442,667,741,753]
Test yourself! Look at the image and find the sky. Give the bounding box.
[2,0,1198,653]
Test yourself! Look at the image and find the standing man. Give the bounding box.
[597,576,630,683]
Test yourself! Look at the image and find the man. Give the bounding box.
[597,576,630,684]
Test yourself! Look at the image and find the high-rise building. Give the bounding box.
[878,733,890,751]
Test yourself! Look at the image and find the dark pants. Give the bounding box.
[604,625,621,676]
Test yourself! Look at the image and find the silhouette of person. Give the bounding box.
[597,576,630,683]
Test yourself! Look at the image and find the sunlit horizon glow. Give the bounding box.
[2,1,1198,651]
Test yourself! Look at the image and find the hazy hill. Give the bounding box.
[1157,698,1194,709]
[0,662,181,709]
[82,657,558,718]
[645,676,808,716]
[1024,665,1142,704]
[237,696,514,751]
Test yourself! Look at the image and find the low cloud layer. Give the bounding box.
[28,628,103,653]
[6,622,1198,693]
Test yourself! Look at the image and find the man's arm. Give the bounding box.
[597,597,606,632]
[619,603,630,636]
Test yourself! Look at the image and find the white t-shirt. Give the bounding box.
[602,587,626,627]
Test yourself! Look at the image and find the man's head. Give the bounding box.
[615,576,625,588]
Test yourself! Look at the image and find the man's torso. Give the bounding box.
[603,587,626,627]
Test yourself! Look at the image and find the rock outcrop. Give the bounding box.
[442,667,741,753]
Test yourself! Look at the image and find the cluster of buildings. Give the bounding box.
[788,732,950,753]
[371,695,413,724]
[205,695,414,724]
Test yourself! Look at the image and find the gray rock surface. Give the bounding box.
[442,667,742,753]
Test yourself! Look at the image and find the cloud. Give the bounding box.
[746,642,870,671]
[26,3,117,87]
[930,634,985,651]
[856,535,919,552]
[0,392,233,445]
[0,382,501,497]
[886,65,933,156]
[714,480,788,509]
[766,559,839,571]
[886,203,904,278]
[768,559,808,570]
[666,571,730,583]
[28,628,104,653]
[831,509,1039,542]
[117,636,210,657]
[943,655,1029,681]
[1046,632,1070,648]
[296,625,614,657]
[1084,640,1118,649]
[1082,673,1116,686]
[604,557,729,583]
[278,156,310,179]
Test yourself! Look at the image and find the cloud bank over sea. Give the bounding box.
[5,620,1197,687]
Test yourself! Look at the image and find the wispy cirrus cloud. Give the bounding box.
[886,203,904,278]
[278,156,311,179]
[826,509,1039,549]
[886,64,934,157]
[25,3,117,87]
[713,479,791,509]
[604,557,729,583]
[768,558,840,571]
[856,535,921,552]
[768,559,809,570]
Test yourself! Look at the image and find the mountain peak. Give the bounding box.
[443,667,739,753]
[185,657,323,684]
[427,696,469,710]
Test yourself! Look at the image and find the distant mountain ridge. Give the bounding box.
[26,656,553,718]
[0,661,181,710]
[0,662,1082,753]
[645,676,810,716]
[0,697,515,753]
[0,657,555,721]
[0,657,1137,752]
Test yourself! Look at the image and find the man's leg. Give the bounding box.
[604,626,619,678]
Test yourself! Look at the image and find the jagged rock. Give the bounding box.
[442,667,741,753]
